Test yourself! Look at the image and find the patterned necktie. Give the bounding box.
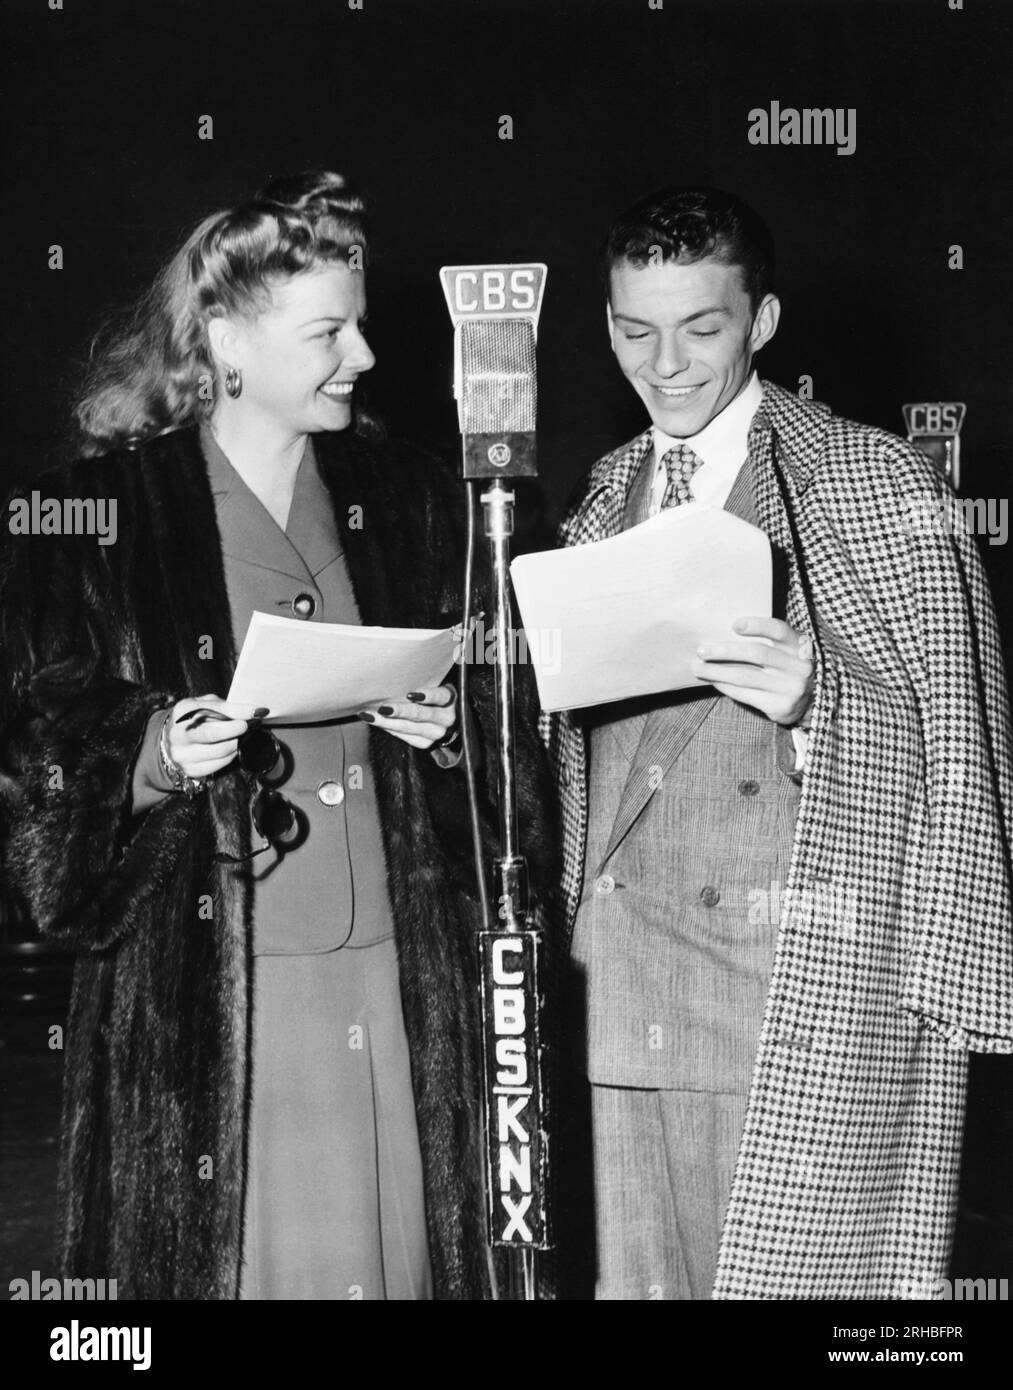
[659,442,704,509]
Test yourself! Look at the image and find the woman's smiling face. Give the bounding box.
[223,262,375,435]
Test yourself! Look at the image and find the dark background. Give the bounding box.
[1,0,1010,1289]
[1,0,1009,618]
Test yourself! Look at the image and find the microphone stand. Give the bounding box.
[479,474,539,1302]
[440,259,551,1302]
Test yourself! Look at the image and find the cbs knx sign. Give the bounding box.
[478,930,549,1248]
[441,263,546,322]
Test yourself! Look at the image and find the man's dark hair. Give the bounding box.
[604,186,775,312]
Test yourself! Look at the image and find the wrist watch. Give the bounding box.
[158,711,209,799]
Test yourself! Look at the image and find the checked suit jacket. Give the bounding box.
[541,378,1013,1299]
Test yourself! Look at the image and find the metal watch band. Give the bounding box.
[158,711,209,799]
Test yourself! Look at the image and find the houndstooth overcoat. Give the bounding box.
[541,378,1013,1299]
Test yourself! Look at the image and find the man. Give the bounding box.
[543,187,1012,1299]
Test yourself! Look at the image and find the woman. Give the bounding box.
[0,171,556,1299]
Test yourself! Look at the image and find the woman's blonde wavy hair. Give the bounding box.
[73,170,373,456]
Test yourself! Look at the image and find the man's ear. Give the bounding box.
[750,293,781,353]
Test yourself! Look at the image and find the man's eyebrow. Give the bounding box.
[612,306,731,327]
[679,305,731,324]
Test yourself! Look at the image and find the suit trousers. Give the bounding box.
[590,1084,749,1300]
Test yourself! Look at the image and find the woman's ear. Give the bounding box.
[206,314,241,369]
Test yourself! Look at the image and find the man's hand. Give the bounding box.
[358,685,458,750]
[689,616,815,726]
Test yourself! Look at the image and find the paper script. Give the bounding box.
[509,503,772,712]
[227,611,457,723]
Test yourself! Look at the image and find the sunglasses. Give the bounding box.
[215,727,303,864]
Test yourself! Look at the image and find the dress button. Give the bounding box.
[738,779,761,797]
[292,592,317,619]
[700,886,721,907]
[595,874,616,895]
[316,780,345,807]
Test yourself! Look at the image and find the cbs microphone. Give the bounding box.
[440,263,547,478]
[903,401,965,490]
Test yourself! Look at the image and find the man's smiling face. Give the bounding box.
[607,256,779,437]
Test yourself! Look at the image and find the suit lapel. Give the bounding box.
[216,469,318,587]
[722,452,755,521]
[598,456,758,867]
[285,445,345,577]
[564,431,654,547]
[597,689,716,870]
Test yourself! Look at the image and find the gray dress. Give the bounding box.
[201,424,433,1300]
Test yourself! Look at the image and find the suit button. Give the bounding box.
[292,592,317,618]
[316,780,345,807]
[595,874,616,895]
[738,779,760,797]
[700,886,721,907]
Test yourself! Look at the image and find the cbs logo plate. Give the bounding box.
[441,263,546,322]
[903,402,966,488]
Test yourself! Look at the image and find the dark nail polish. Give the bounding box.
[358,711,375,723]
[254,707,270,717]
[406,691,425,702]
[377,705,394,717]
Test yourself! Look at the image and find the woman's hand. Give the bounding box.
[166,695,268,778]
[358,685,457,750]
[688,617,815,727]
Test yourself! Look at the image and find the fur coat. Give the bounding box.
[0,423,558,1300]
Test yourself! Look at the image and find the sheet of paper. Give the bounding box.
[509,503,772,712]
[227,611,457,723]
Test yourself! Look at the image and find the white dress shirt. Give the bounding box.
[647,372,808,771]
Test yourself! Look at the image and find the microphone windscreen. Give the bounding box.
[459,318,537,434]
